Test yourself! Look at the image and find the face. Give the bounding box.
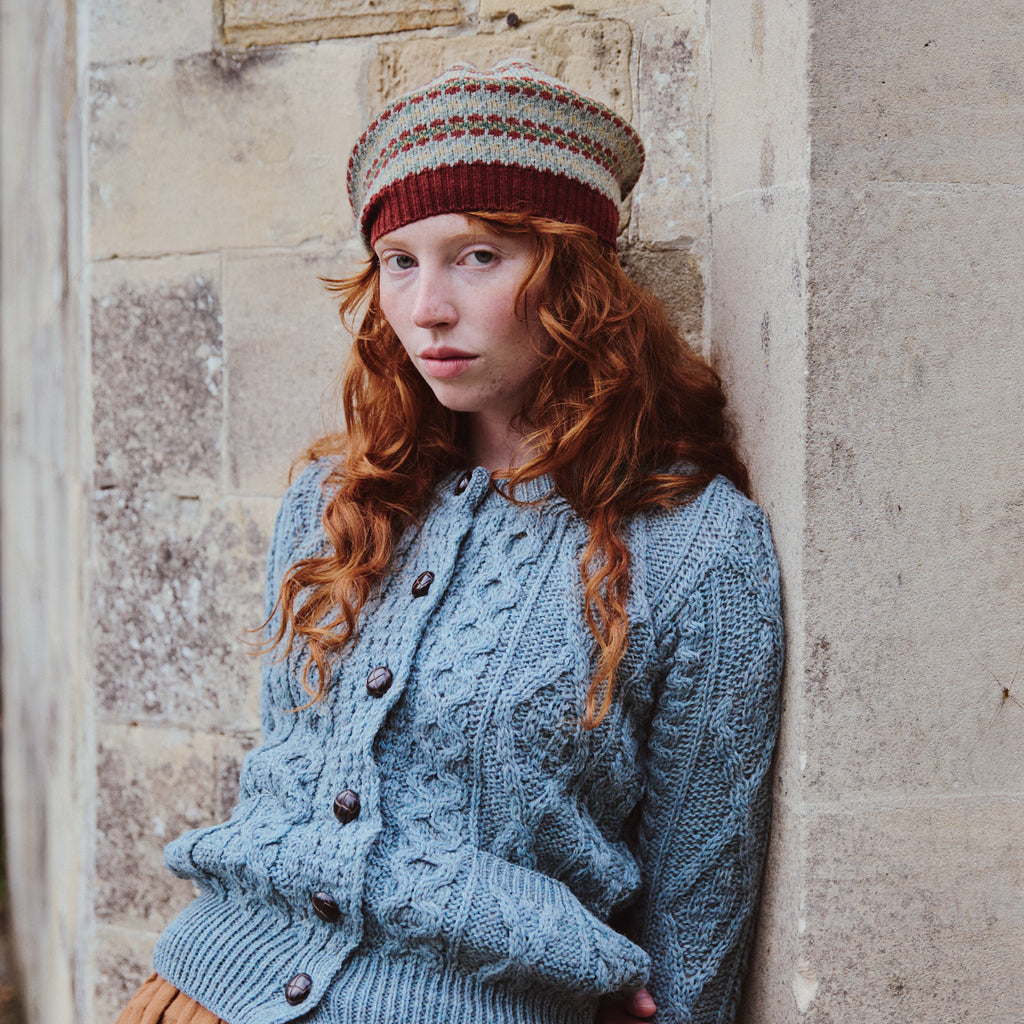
[373,213,549,433]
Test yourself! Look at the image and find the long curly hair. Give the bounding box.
[270,210,749,728]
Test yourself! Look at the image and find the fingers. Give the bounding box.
[623,986,657,1019]
[595,986,657,1023]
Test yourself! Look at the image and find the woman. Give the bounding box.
[117,60,783,1024]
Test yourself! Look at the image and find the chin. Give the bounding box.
[427,388,484,415]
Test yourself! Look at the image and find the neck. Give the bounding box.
[467,411,531,473]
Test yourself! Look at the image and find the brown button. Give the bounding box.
[284,973,312,1005]
[311,891,341,923]
[454,471,471,495]
[333,789,360,824]
[412,571,434,597]
[366,666,393,698]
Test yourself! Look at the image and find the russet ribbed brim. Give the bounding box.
[366,163,620,247]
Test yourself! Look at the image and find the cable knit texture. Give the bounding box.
[154,460,783,1024]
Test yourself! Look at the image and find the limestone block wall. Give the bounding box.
[710,2,1024,1022]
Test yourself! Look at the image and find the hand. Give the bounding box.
[595,986,657,1023]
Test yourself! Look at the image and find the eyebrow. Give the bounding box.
[374,228,497,250]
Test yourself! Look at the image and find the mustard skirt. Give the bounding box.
[115,974,224,1024]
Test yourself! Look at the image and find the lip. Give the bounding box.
[418,346,477,380]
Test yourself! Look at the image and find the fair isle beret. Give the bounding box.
[347,60,645,248]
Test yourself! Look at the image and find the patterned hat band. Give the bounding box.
[347,60,645,248]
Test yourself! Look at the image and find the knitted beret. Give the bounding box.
[347,60,645,248]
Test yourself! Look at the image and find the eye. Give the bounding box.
[464,249,496,266]
[380,253,415,271]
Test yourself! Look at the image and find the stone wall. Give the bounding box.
[0,2,91,1021]
[2,0,1023,1022]
[710,2,1024,1022]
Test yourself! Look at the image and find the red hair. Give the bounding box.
[271,211,748,728]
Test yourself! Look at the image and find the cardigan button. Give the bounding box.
[454,471,472,494]
[311,891,341,923]
[333,789,360,824]
[366,666,393,698]
[284,973,312,1005]
[412,571,434,597]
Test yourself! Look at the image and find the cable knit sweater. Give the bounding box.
[153,459,783,1024]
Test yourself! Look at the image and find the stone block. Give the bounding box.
[223,0,462,46]
[91,490,275,732]
[224,250,356,496]
[95,723,221,927]
[634,16,706,245]
[92,257,222,493]
[802,186,1024,799]
[215,729,262,817]
[810,2,1024,186]
[710,0,809,201]
[90,42,366,258]
[93,924,162,1023]
[370,17,633,115]
[619,243,704,342]
[742,797,802,1023]
[795,800,1024,1022]
[480,0,673,14]
[708,187,808,540]
[88,0,213,65]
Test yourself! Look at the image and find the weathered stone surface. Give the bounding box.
[810,2,1024,186]
[481,0,673,14]
[88,0,213,64]
[803,186,1024,800]
[1,5,91,1023]
[370,17,633,114]
[216,730,262,817]
[91,491,274,731]
[93,924,162,1024]
[92,258,222,492]
[796,800,1024,1023]
[634,16,705,245]
[90,42,366,257]
[709,187,807,523]
[95,724,220,927]
[224,251,355,496]
[619,244,704,342]
[741,797,802,1023]
[223,0,462,46]
[710,0,809,201]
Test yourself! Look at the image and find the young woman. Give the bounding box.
[117,60,783,1024]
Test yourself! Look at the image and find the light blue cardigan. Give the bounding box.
[154,459,783,1024]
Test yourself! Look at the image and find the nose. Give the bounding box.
[411,268,457,329]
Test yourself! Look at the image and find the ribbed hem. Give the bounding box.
[323,947,598,1024]
[364,164,619,248]
[153,890,356,1024]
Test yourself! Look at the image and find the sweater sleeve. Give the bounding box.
[633,504,783,1024]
